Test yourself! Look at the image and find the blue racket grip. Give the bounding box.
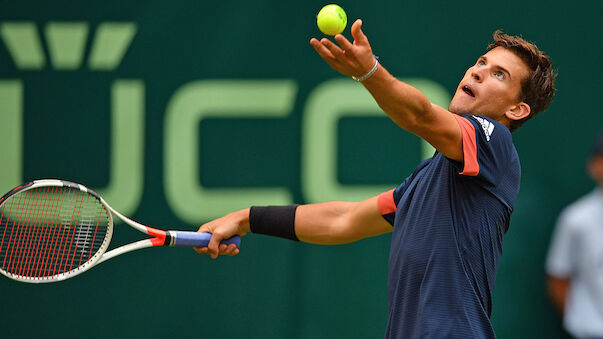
[170,231,241,248]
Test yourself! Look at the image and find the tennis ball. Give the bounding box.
[316,4,347,36]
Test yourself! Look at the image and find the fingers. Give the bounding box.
[350,19,368,45]
[192,212,244,258]
[310,38,337,62]
[334,34,353,52]
[194,222,217,257]
[193,242,239,257]
[193,246,208,254]
[193,230,240,258]
[320,38,345,58]
[311,19,369,70]
[311,36,355,73]
[206,230,230,259]
[197,223,212,233]
[220,243,240,256]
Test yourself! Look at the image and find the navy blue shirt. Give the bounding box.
[377,115,520,338]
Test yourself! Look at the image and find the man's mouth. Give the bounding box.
[462,85,475,98]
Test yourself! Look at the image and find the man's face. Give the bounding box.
[449,47,530,121]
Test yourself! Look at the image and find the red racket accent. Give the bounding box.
[6,192,21,272]
[0,194,11,264]
[147,227,167,246]
[38,187,57,277]
[24,187,41,276]
[32,187,50,274]
[43,187,64,277]
[3,192,22,269]
[65,190,85,272]
[25,187,47,276]
[21,187,43,276]
[18,188,37,275]
[32,187,54,276]
[34,186,54,276]
[22,188,40,275]
[11,189,33,273]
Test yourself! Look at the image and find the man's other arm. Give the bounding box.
[196,196,392,258]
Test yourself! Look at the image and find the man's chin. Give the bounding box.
[448,104,472,116]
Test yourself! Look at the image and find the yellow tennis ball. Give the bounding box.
[316,4,347,36]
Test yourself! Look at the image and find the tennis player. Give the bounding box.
[195,19,556,338]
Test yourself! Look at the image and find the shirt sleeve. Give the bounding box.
[452,115,515,185]
[377,181,407,226]
[546,210,579,278]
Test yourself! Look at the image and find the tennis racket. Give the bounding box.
[0,179,241,283]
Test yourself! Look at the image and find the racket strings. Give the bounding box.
[0,186,110,279]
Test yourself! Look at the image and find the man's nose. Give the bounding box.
[471,67,484,82]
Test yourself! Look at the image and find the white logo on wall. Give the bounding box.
[0,21,136,70]
[0,21,143,219]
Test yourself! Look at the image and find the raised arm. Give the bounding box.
[195,196,392,258]
[310,19,463,162]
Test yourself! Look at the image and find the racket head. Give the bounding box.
[0,180,113,283]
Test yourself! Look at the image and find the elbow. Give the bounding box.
[323,217,354,244]
[333,204,374,244]
[414,100,436,126]
[392,99,433,132]
[403,101,438,133]
[327,204,362,244]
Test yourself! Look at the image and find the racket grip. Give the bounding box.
[170,231,241,248]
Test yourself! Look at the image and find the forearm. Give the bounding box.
[198,197,391,257]
[359,63,463,161]
[248,198,390,245]
[226,202,355,245]
[361,64,433,131]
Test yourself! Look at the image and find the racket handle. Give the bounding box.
[170,231,241,248]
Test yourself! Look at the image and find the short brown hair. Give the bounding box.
[488,30,556,132]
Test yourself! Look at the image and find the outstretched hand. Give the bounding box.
[193,209,249,259]
[310,19,376,78]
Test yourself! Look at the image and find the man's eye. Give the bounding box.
[478,60,485,66]
[495,71,505,79]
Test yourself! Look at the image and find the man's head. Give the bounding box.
[449,31,556,132]
[588,130,603,186]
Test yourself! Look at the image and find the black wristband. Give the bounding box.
[249,205,299,241]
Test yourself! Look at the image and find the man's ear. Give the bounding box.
[505,102,531,121]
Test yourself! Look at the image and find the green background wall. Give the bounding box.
[1,0,601,337]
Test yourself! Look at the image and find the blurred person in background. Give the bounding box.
[547,129,603,339]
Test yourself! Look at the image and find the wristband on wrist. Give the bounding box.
[249,205,299,241]
[352,55,380,82]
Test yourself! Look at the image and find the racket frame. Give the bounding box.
[0,179,214,283]
[0,179,115,283]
